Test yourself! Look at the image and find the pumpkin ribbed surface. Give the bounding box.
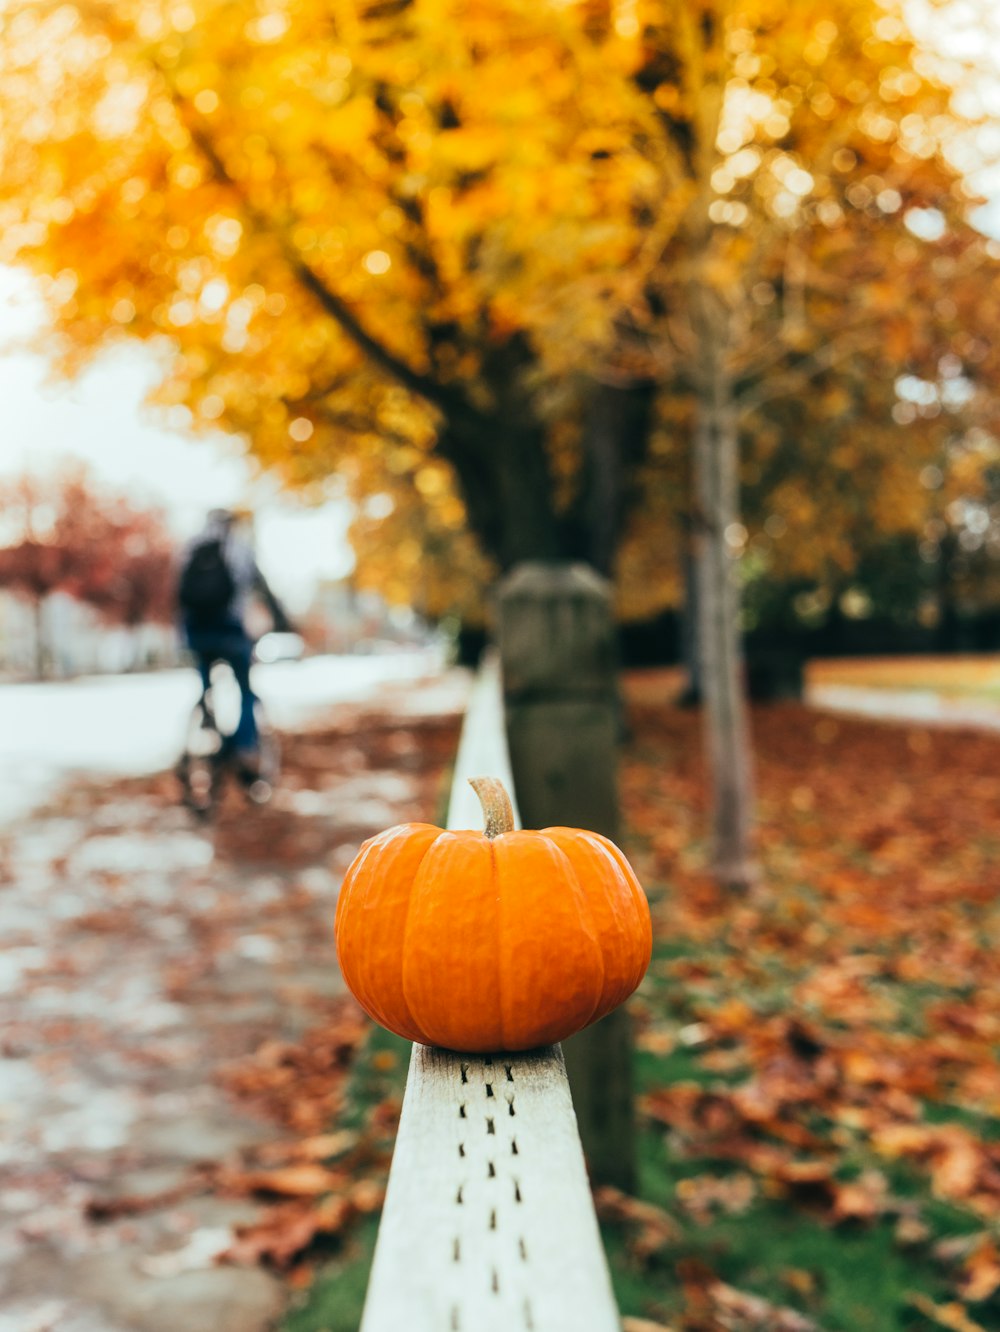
[334,799,652,1053]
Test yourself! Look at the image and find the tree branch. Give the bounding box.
[310,403,420,450]
[735,329,882,416]
[731,296,891,385]
[160,78,483,427]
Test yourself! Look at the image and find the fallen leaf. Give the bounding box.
[225,1204,329,1269]
[223,1180,383,1270]
[235,1164,346,1197]
[894,1211,931,1247]
[86,1175,205,1221]
[905,1293,988,1332]
[595,1185,682,1260]
[708,1281,820,1331]
[831,1170,888,1223]
[254,1131,358,1165]
[956,1237,1000,1303]
[675,1172,756,1224]
[781,1268,819,1299]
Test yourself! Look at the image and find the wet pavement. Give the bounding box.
[0,651,449,826]
[0,668,467,1332]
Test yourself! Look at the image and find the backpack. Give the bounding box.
[178,538,235,624]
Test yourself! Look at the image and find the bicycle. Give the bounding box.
[175,661,281,818]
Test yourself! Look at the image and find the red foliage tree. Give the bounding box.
[0,469,177,677]
[72,499,177,631]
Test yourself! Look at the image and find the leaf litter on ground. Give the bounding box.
[605,675,1000,1330]
[0,687,464,1310]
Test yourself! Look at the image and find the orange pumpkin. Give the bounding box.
[334,776,652,1052]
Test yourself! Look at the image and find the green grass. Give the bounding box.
[602,1082,996,1332]
[281,1025,411,1332]
[283,1216,380,1332]
[923,1099,1000,1143]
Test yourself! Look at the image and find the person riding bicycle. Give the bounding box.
[177,508,292,781]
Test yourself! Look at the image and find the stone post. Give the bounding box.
[497,562,637,1192]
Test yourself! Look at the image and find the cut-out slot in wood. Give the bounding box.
[455,1185,464,1204]
[514,1179,522,1203]
[486,1117,495,1134]
[487,1160,496,1178]
[485,1082,494,1098]
[519,1236,528,1261]
[458,1103,466,1118]
[491,1268,499,1294]
[511,1137,519,1155]
[460,1063,469,1084]
[507,1094,516,1116]
[505,1063,514,1081]
[452,1238,460,1262]
[458,1143,465,1158]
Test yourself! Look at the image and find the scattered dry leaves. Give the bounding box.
[620,682,1000,1319]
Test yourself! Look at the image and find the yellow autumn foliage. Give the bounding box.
[1,0,998,622]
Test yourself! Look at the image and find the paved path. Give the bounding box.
[625,663,1000,734]
[0,667,468,1332]
[806,682,1000,732]
[0,649,447,826]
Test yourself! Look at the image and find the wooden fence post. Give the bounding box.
[497,562,637,1192]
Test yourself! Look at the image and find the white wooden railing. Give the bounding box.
[360,652,620,1332]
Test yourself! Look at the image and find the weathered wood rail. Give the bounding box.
[360,651,620,1332]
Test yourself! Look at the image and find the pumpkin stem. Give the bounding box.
[469,776,516,839]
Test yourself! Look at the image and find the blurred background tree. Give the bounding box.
[0,0,671,597]
[591,0,1000,885]
[0,469,175,678]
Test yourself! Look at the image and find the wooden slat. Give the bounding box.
[360,651,620,1332]
[361,1047,619,1332]
[445,650,521,832]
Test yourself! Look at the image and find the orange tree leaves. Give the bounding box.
[0,0,665,607]
[613,0,1000,606]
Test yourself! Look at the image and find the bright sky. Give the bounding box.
[905,0,1000,223]
[0,269,354,613]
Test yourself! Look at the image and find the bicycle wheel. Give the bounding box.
[244,700,280,805]
[176,698,225,817]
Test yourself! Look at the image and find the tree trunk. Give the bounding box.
[32,595,47,681]
[678,520,701,706]
[691,302,756,891]
[438,412,563,572]
[935,530,961,652]
[575,380,656,577]
[493,421,564,568]
[443,374,656,577]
